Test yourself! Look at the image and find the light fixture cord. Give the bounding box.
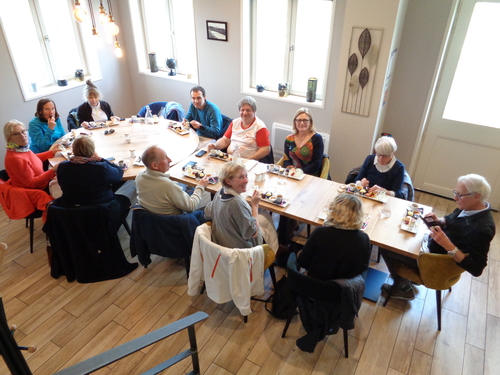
[107,0,114,17]
[88,0,96,28]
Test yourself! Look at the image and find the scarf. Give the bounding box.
[6,142,29,153]
[70,155,94,164]
[374,155,396,173]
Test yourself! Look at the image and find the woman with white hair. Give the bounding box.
[381,173,495,300]
[77,80,120,129]
[207,96,271,161]
[355,136,405,198]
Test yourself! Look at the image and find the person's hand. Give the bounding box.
[368,184,385,194]
[190,120,202,129]
[81,121,90,129]
[361,178,369,189]
[52,162,60,173]
[429,225,455,251]
[48,116,56,130]
[111,116,120,122]
[49,143,64,155]
[250,189,261,206]
[207,142,216,151]
[198,176,209,188]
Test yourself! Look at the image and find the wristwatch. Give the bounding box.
[447,247,458,257]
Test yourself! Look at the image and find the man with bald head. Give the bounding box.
[135,145,208,217]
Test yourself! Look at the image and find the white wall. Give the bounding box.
[0,0,454,185]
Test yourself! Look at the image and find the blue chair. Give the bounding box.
[137,101,167,117]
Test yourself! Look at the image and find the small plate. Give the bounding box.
[261,196,289,207]
[182,172,218,184]
[267,170,305,181]
[401,221,418,234]
[168,126,190,135]
[209,154,233,162]
[133,156,144,166]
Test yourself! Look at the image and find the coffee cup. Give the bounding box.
[275,194,284,204]
[125,133,131,143]
[348,183,356,192]
[210,149,218,156]
[118,160,125,168]
[130,149,136,157]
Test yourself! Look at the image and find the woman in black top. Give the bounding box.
[77,80,120,129]
[298,193,371,280]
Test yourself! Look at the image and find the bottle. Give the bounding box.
[233,146,241,164]
[145,105,153,125]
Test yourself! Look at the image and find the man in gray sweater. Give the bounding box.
[135,145,209,215]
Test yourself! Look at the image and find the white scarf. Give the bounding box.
[374,155,396,173]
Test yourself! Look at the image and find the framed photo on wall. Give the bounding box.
[206,21,228,42]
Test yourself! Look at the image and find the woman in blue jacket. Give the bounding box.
[28,98,66,153]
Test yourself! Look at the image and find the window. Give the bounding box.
[443,2,500,129]
[0,0,99,100]
[245,0,334,101]
[134,0,197,78]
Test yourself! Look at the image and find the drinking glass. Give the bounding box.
[380,201,391,218]
[277,167,287,185]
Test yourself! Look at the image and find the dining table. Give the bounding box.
[51,123,433,260]
[50,118,200,180]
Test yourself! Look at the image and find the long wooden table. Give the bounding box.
[168,152,433,259]
[51,119,200,180]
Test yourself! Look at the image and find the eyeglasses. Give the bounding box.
[12,130,28,136]
[295,119,310,124]
[376,153,391,158]
[453,190,474,199]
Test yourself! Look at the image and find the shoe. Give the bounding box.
[381,283,415,300]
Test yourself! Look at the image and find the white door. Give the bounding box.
[413,0,500,209]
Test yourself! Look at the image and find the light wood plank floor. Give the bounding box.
[0,191,499,375]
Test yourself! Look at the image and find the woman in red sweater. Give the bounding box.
[2,120,60,219]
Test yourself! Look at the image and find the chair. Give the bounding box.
[277,154,330,179]
[0,170,50,253]
[382,252,465,330]
[66,107,79,131]
[129,204,203,277]
[259,145,275,164]
[216,114,231,138]
[282,253,364,357]
[137,101,167,117]
[188,223,277,321]
[43,200,138,283]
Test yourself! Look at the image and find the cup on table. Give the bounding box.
[118,160,125,168]
[131,115,138,123]
[275,194,284,204]
[130,149,136,158]
[125,133,131,144]
[378,189,386,199]
[380,202,391,218]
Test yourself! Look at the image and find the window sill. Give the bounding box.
[242,87,324,108]
[139,69,199,84]
[23,77,100,102]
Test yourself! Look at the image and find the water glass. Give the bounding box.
[277,167,287,185]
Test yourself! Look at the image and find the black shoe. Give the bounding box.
[381,283,415,300]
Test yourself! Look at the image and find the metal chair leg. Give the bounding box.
[268,265,277,290]
[343,328,349,358]
[29,217,35,253]
[436,290,442,331]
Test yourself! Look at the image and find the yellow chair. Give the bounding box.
[277,154,330,180]
[383,253,465,330]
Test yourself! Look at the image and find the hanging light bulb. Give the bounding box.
[73,0,87,23]
[114,38,123,58]
[108,15,119,36]
[99,1,107,25]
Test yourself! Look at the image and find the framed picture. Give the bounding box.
[206,21,228,42]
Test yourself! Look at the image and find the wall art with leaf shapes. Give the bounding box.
[342,27,383,116]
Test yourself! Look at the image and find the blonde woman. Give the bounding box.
[204,162,278,250]
[298,193,370,280]
[282,108,324,177]
[77,80,120,129]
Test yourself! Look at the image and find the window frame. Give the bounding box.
[129,0,199,83]
[0,0,101,102]
[242,0,335,107]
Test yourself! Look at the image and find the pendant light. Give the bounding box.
[107,0,119,36]
[73,0,87,23]
[99,0,107,25]
[114,37,123,58]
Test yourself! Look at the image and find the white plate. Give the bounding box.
[340,189,389,203]
[209,154,233,162]
[401,221,418,234]
[267,170,306,181]
[168,126,190,135]
[261,196,290,207]
[133,156,144,166]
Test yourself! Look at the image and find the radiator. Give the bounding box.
[271,122,330,160]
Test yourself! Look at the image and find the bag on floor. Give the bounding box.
[265,276,296,319]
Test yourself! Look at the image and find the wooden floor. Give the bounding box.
[1,191,499,375]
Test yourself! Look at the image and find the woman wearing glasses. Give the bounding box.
[355,136,405,198]
[282,108,324,177]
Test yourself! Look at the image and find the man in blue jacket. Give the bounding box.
[184,86,223,139]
